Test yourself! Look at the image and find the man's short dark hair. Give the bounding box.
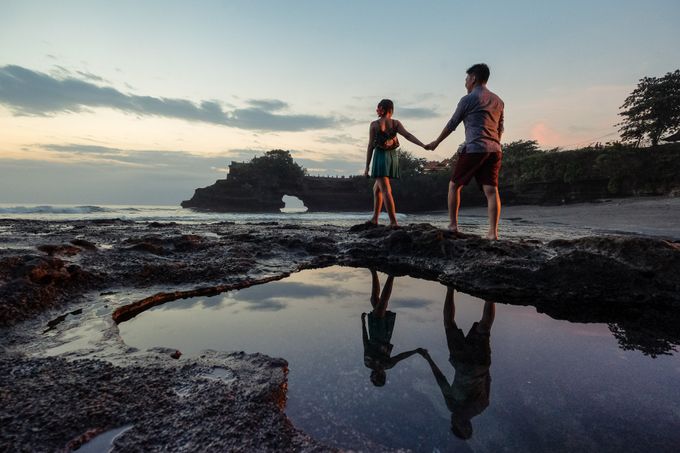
[466,64,490,84]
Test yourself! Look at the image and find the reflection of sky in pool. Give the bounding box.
[119,266,680,452]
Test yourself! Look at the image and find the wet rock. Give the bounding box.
[37,244,82,256]
[127,242,167,255]
[2,218,680,449]
[0,254,95,327]
[70,238,98,250]
[0,351,329,452]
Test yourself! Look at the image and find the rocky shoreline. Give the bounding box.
[2,219,680,451]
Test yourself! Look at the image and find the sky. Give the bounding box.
[1,0,679,205]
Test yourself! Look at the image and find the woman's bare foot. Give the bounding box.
[447,224,458,232]
[486,232,498,240]
[389,222,400,229]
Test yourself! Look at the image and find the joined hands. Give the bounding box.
[424,141,438,151]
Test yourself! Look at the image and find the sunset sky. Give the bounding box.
[1,0,679,204]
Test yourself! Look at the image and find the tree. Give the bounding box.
[241,150,306,187]
[617,70,680,147]
[398,150,427,176]
[502,139,542,158]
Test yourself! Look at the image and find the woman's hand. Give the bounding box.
[363,167,369,177]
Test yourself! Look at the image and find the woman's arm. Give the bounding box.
[387,348,421,368]
[395,120,426,148]
[365,122,376,176]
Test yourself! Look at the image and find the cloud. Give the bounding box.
[530,122,563,147]
[316,133,363,145]
[30,143,246,172]
[76,70,107,83]
[397,106,440,119]
[0,65,338,131]
[246,99,288,111]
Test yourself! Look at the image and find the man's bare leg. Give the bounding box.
[376,177,398,226]
[448,182,463,232]
[443,286,456,329]
[477,300,496,333]
[371,181,383,224]
[482,184,500,240]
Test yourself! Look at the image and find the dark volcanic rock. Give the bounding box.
[0,254,95,326]
[2,219,680,450]
[0,351,330,452]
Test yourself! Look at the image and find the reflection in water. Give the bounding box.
[362,270,421,386]
[420,288,495,440]
[117,266,680,452]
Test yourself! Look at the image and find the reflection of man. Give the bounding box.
[420,287,495,439]
[362,269,421,386]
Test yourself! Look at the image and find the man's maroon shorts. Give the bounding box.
[451,152,502,187]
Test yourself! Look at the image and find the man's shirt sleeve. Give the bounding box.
[499,109,504,137]
[446,96,469,132]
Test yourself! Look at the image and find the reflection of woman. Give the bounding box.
[420,287,495,440]
[361,269,421,386]
[364,99,427,227]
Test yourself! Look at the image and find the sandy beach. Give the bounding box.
[462,196,680,239]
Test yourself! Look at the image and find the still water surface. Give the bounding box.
[119,266,680,452]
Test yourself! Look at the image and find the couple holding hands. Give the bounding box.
[363,63,504,240]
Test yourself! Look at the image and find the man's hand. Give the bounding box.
[425,141,438,151]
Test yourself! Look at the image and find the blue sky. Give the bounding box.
[1,0,678,204]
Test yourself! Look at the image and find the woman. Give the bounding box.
[364,99,427,227]
[361,269,423,386]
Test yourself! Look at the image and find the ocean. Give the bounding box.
[0,202,621,240]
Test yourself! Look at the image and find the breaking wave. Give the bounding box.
[0,205,114,214]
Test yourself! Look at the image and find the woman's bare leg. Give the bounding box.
[370,269,380,309]
[376,177,398,226]
[371,181,383,224]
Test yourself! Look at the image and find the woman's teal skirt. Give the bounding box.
[370,147,400,179]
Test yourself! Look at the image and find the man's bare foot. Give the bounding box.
[367,219,378,225]
[389,223,400,229]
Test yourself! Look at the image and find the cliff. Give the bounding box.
[181,144,680,212]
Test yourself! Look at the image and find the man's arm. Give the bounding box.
[420,349,452,394]
[498,109,504,142]
[427,96,467,150]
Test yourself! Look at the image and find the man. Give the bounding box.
[419,288,495,440]
[426,64,504,239]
